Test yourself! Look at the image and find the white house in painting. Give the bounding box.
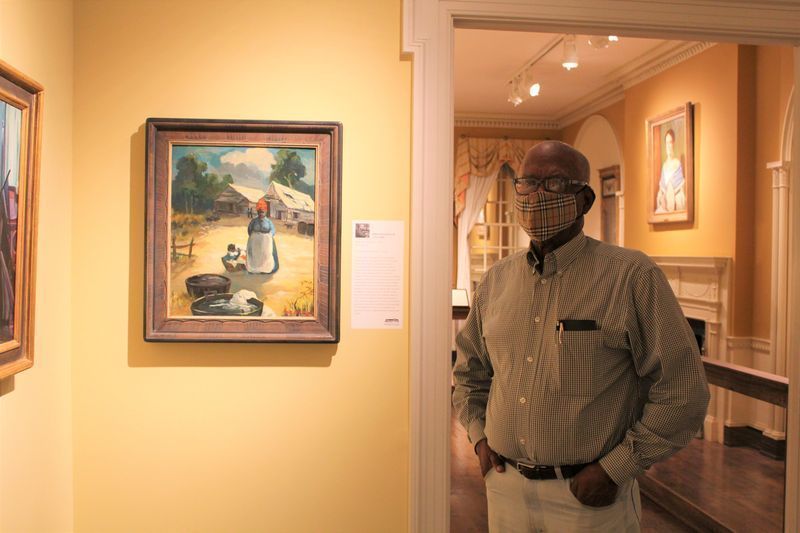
[265,181,315,234]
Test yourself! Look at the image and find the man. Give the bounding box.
[452,141,709,532]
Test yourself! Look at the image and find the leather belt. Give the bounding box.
[503,458,590,480]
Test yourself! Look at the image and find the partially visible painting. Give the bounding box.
[647,102,694,224]
[0,60,42,379]
[145,119,341,342]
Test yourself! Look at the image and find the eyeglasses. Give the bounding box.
[512,175,587,194]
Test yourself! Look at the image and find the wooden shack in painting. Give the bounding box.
[213,184,266,216]
[265,182,315,235]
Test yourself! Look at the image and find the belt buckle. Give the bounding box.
[515,462,554,479]
[514,460,533,473]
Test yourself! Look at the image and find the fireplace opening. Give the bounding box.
[687,318,706,355]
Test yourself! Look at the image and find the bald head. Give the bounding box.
[521,141,590,184]
[518,141,595,218]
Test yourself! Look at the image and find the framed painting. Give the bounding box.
[0,60,42,379]
[145,119,341,342]
[647,102,694,224]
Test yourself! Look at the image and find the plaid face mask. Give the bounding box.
[514,191,578,241]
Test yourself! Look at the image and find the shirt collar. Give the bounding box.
[526,231,586,276]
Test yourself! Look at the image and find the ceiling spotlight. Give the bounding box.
[587,35,608,49]
[588,35,620,49]
[507,78,523,106]
[529,83,541,97]
[562,34,579,71]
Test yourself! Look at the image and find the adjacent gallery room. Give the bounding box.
[449,28,793,532]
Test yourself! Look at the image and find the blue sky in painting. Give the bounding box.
[171,145,316,194]
[0,101,22,189]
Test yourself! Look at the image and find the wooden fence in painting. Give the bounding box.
[171,235,195,260]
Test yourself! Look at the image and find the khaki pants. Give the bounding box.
[484,466,641,532]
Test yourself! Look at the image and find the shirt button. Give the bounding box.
[534,316,541,323]
[526,356,533,362]
[519,437,527,445]
[519,397,527,404]
[540,278,547,285]
[557,271,564,277]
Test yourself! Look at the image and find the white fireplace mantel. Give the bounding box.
[652,256,731,328]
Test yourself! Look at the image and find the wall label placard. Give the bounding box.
[351,220,404,329]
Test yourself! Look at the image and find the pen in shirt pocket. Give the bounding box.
[556,319,599,344]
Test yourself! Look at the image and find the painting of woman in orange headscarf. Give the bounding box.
[246,197,279,274]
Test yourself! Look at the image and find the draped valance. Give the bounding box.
[454,136,541,219]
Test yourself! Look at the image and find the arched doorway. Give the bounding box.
[573,115,625,244]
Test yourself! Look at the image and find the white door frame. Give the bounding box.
[402,2,800,532]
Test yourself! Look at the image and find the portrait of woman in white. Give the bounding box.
[655,127,686,213]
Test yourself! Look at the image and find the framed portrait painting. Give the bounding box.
[647,102,694,224]
[0,61,42,379]
[145,119,341,342]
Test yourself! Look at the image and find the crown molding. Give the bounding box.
[557,41,715,127]
[454,114,560,130]
[618,41,716,89]
[448,1,800,45]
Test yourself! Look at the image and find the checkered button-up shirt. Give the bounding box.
[453,232,710,485]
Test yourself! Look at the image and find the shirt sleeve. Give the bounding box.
[452,285,493,448]
[599,264,710,485]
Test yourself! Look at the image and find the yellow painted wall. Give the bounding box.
[0,1,75,531]
[624,44,739,258]
[72,1,410,531]
[753,45,795,340]
[734,46,757,337]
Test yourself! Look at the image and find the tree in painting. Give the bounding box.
[172,153,233,214]
[270,149,313,196]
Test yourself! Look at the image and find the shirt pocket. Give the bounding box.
[558,330,602,397]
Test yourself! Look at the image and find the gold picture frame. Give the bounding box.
[647,102,694,225]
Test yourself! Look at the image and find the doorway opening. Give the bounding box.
[402,4,800,532]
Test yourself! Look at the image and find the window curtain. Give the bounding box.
[454,137,540,292]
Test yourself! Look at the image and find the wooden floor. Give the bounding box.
[450,413,784,532]
[644,436,785,531]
